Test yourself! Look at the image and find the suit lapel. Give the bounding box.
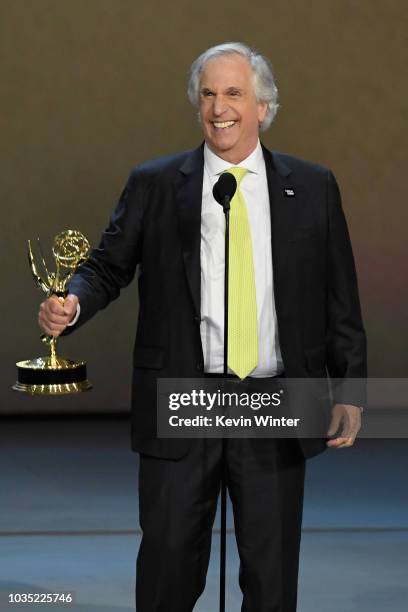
[174,144,204,317]
[262,145,297,284]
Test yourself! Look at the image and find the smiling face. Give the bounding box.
[199,54,268,164]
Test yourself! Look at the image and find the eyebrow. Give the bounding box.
[199,86,244,95]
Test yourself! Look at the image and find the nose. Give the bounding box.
[212,94,228,117]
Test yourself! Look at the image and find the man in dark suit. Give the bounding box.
[39,43,366,611]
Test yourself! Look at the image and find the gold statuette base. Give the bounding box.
[13,357,92,395]
[12,380,92,395]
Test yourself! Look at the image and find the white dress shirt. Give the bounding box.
[200,141,283,377]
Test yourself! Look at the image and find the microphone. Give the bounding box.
[212,171,237,612]
[213,173,237,213]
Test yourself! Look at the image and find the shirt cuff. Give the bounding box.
[67,303,81,327]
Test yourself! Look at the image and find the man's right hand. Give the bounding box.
[38,294,79,337]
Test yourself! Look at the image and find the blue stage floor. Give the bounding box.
[1,416,407,611]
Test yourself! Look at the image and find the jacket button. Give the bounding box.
[194,315,200,323]
[196,361,204,371]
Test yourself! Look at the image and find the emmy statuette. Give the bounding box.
[13,230,92,395]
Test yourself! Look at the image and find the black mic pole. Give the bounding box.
[212,172,236,612]
[223,196,230,378]
[220,193,230,612]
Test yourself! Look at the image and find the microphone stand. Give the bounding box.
[220,194,230,612]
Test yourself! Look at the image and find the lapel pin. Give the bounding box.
[284,188,295,197]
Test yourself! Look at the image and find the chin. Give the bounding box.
[210,135,238,150]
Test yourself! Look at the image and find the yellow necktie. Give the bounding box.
[226,167,258,379]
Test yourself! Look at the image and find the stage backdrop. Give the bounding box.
[2,0,407,414]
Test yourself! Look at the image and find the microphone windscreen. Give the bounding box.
[212,172,237,205]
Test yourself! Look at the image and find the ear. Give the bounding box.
[257,101,268,125]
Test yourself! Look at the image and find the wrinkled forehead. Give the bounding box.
[199,54,255,92]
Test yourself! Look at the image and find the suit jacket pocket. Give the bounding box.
[133,345,165,369]
[304,344,326,374]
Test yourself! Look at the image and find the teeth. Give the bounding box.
[213,121,236,128]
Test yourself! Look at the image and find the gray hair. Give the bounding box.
[187,42,279,131]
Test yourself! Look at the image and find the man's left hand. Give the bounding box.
[326,404,362,448]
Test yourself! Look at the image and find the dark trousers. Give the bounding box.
[136,437,306,611]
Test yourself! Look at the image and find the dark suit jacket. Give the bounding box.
[67,143,367,459]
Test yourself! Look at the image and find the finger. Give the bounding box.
[339,422,352,439]
[343,416,361,440]
[47,297,66,316]
[326,437,350,448]
[337,438,355,448]
[38,313,68,335]
[40,312,70,326]
[345,422,361,447]
[39,310,71,329]
[63,294,78,318]
[327,412,342,436]
[348,423,360,439]
[339,409,354,437]
[40,324,66,337]
[327,435,357,448]
[352,414,362,431]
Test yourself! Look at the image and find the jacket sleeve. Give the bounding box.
[325,170,367,406]
[64,168,145,333]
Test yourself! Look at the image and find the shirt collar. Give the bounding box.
[204,140,263,177]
